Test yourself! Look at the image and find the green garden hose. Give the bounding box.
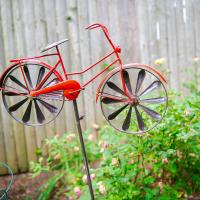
[0,162,13,200]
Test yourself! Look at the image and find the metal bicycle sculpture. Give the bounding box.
[0,23,168,199]
[0,162,13,200]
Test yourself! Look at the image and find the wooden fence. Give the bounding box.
[0,0,199,174]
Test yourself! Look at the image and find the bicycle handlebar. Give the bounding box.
[85,23,117,51]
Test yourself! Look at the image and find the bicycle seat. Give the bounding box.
[41,38,69,53]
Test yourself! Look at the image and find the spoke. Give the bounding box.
[135,69,146,95]
[43,78,59,88]
[43,78,63,95]
[38,95,63,101]
[122,106,132,131]
[3,91,27,96]
[22,100,32,123]
[36,66,45,86]
[139,104,161,120]
[37,99,58,113]
[102,97,126,104]
[34,100,45,123]
[9,75,27,90]
[123,70,133,94]
[108,104,129,120]
[107,81,125,96]
[134,106,145,131]
[9,98,28,112]
[99,92,124,99]
[4,85,27,93]
[23,65,33,88]
[139,81,161,97]
[140,97,166,104]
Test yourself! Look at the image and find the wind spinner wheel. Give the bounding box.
[1,63,64,126]
[100,65,168,134]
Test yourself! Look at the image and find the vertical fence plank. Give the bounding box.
[0,0,18,173]
[21,0,37,165]
[155,0,168,61]
[175,0,186,91]
[56,0,76,133]
[0,5,7,174]
[33,0,48,152]
[77,0,96,130]
[43,0,58,139]
[127,0,140,62]
[67,0,86,130]
[193,0,200,87]
[166,0,179,89]
[54,0,68,135]
[11,0,28,172]
[137,0,151,64]
[87,0,104,128]
[184,0,196,87]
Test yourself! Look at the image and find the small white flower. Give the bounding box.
[158,181,163,191]
[91,173,96,180]
[103,143,108,149]
[54,153,61,160]
[82,174,88,184]
[98,140,104,147]
[82,174,96,184]
[74,146,80,152]
[97,181,103,186]
[112,158,119,166]
[88,134,95,141]
[194,57,200,62]
[54,133,60,138]
[98,183,106,195]
[39,157,43,163]
[184,110,190,116]
[66,133,76,142]
[162,158,169,164]
[74,187,81,197]
[93,123,100,130]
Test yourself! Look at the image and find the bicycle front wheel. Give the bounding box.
[1,62,64,126]
[100,65,168,134]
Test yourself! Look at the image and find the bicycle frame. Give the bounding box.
[0,23,167,102]
[26,23,131,99]
[34,46,121,89]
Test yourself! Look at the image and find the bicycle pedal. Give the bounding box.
[79,115,85,121]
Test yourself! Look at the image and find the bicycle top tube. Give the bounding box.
[67,49,120,76]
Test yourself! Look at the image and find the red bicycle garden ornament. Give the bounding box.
[0,23,168,199]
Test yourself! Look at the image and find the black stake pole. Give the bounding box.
[73,100,95,200]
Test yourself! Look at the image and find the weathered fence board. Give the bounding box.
[0,0,199,174]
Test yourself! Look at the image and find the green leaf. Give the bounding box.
[143,176,155,185]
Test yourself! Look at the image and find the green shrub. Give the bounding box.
[31,89,200,200]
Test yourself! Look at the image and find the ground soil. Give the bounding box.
[1,173,49,200]
[0,173,200,200]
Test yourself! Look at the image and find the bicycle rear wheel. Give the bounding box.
[1,62,64,126]
[100,65,168,134]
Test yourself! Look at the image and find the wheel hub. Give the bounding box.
[130,96,139,106]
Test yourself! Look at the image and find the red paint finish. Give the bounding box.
[30,80,81,100]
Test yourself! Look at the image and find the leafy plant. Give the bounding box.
[30,131,101,200]
[31,86,200,199]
